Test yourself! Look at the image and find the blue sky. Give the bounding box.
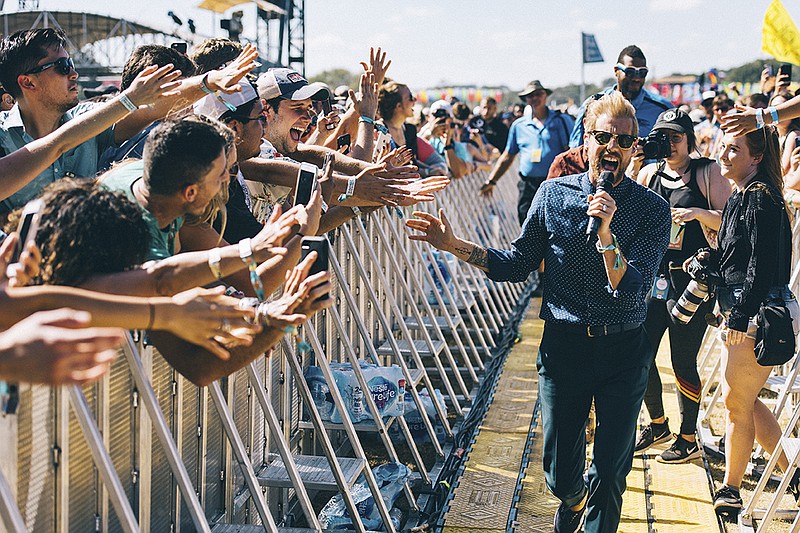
[4,1,798,91]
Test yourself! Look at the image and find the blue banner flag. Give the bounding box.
[582,32,604,64]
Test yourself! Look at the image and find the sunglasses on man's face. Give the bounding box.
[615,63,649,79]
[588,130,636,149]
[25,57,75,76]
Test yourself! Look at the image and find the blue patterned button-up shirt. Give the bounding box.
[486,173,670,326]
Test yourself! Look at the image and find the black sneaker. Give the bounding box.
[788,469,800,505]
[634,420,671,453]
[713,485,743,516]
[553,501,586,533]
[657,435,702,464]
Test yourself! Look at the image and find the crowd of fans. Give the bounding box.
[5,25,800,531]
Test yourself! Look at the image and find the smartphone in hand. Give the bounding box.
[293,162,318,206]
[300,236,330,301]
[12,199,43,263]
[337,133,351,155]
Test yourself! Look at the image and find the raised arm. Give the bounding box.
[0,64,182,201]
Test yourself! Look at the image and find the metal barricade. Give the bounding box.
[0,160,522,532]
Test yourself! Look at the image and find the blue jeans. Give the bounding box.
[537,323,651,533]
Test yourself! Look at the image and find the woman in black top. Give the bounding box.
[634,109,732,464]
[711,125,798,515]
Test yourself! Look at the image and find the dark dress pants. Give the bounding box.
[537,323,651,533]
[517,175,545,226]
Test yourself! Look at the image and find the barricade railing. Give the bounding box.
[0,160,522,532]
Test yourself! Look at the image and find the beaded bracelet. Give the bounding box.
[238,238,266,301]
[595,234,623,270]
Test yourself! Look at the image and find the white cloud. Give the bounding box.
[649,0,701,12]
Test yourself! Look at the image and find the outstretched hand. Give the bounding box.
[359,47,391,87]
[405,208,456,251]
[168,286,261,361]
[720,104,757,136]
[125,63,183,106]
[0,309,123,385]
[206,43,259,94]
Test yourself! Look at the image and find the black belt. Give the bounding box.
[549,322,641,338]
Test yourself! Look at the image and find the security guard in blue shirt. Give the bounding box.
[570,45,673,149]
[481,80,574,225]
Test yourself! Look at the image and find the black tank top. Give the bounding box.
[647,158,712,292]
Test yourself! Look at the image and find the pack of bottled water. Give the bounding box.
[318,462,410,529]
[303,361,406,424]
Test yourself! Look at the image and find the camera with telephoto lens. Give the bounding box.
[669,250,722,324]
[638,130,672,160]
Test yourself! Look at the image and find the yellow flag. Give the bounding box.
[763,0,800,65]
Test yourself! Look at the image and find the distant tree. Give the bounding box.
[724,59,787,83]
[308,68,360,92]
[551,83,602,106]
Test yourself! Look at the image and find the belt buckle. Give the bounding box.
[587,325,607,337]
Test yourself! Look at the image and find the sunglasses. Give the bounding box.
[588,130,636,149]
[25,57,75,76]
[233,114,267,126]
[615,63,649,79]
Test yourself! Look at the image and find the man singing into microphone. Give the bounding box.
[406,92,670,533]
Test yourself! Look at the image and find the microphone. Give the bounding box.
[586,170,614,243]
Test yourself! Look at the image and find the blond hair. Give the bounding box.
[584,92,638,138]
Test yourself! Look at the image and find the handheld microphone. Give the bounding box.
[586,170,614,243]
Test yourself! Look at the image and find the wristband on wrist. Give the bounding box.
[351,206,362,215]
[769,105,780,124]
[444,143,455,151]
[238,238,266,301]
[359,115,375,125]
[201,73,237,112]
[755,108,765,129]
[207,247,223,280]
[374,122,389,135]
[146,302,156,330]
[596,234,623,270]
[337,176,357,202]
[200,73,215,94]
[118,93,139,112]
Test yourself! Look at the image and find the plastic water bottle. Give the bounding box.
[351,385,364,422]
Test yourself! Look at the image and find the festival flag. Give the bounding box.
[582,33,604,64]
[762,0,800,66]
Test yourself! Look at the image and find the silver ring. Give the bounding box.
[601,204,607,212]
[219,318,231,333]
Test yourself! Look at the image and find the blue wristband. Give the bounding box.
[359,115,375,125]
[769,106,779,124]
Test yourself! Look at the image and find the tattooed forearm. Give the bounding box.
[454,246,472,256]
[466,246,489,268]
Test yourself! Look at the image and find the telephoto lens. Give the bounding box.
[669,280,709,324]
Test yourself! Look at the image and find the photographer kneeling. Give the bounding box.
[634,109,732,463]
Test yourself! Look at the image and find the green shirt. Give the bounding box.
[100,160,182,261]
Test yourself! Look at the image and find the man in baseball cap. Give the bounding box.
[256,68,331,156]
[257,67,330,102]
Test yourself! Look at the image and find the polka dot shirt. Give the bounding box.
[486,172,671,326]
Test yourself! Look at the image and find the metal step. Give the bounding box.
[376,338,445,358]
[256,454,365,490]
[400,314,463,333]
[764,374,800,393]
[426,291,475,310]
[297,415,398,432]
[212,526,379,533]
